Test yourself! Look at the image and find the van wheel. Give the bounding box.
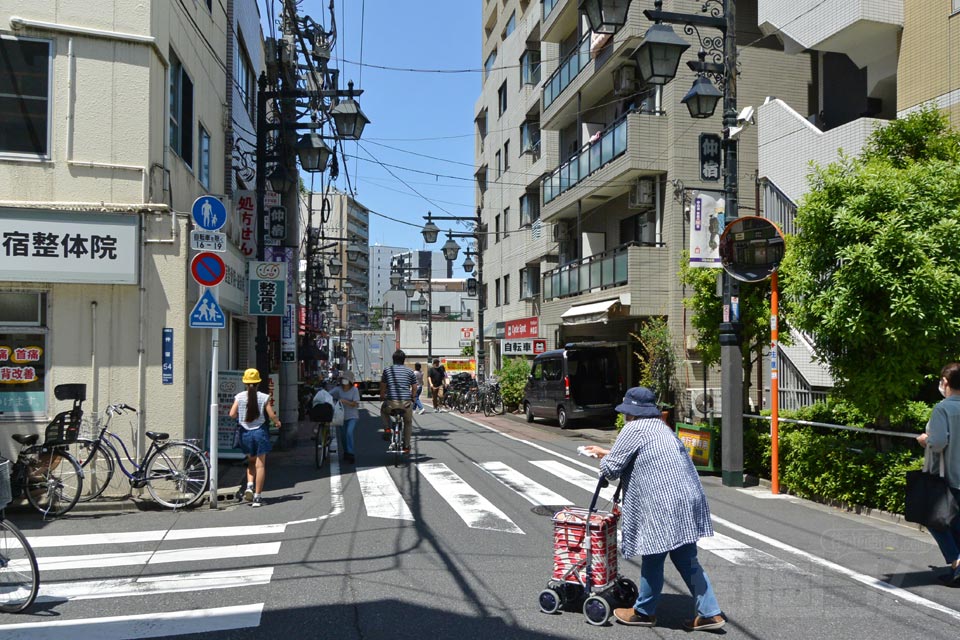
[525,402,535,423]
[557,406,569,429]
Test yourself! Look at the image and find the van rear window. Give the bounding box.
[567,350,618,379]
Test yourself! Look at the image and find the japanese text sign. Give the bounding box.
[235,191,257,258]
[504,317,539,339]
[0,334,46,416]
[247,261,287,316]
[699,133,721,182]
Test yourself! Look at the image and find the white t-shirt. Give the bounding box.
[235,391,270,430]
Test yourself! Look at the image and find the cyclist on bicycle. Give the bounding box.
[380,350,417,454]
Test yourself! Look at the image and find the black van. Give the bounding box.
[523,343,621,428]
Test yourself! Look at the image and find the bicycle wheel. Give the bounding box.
[70,438,115,502]
[0,518,39,613]
[491,393,505,415]
[25,450,83,518]
[392,418,402,467]
[315,424,329,470]
[144,442,209,509]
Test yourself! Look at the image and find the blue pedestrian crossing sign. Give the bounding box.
[189,289,226,329]
[191,196,227,232]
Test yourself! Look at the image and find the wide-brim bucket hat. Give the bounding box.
[615,386,656,414]
[242,368,262,385]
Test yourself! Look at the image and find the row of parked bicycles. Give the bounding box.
[441,373,506,417]
[1,384,212,613]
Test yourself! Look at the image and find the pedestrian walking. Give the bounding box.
[583,387,725,631]
[428,358,446,413]
[332,372,361,464]
[228,368,280,508]
[917,362,960,587]
[380,350,417,453]
[413,362,425,414]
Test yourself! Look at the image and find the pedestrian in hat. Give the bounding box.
[228,368,280,508]
[331,371,361,464]
[583,386,724,631]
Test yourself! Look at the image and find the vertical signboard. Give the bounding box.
[689,190,724,268]
[235,191,257,258]
[281,303,297,362]
[162,328,174,385]
[247,261,287,316]
[699,133,722,182]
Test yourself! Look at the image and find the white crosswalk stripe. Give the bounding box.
[356,466,415,521]
[528,460,616,503]
[698,532,811,575]
[418,462,524,534]
[36,568,275,603]
[476,461,572,506]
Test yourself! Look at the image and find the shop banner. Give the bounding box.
[689,191,724,269]
[0,335,46,417]
[247,261,286,316]
[0,209,138,284]
[441,358,477,375]
[211,370,280,459]
[501,339,546,356]
[504,317,540,339]
[235,191,257,258]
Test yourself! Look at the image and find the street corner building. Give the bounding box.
[0,0,267,475]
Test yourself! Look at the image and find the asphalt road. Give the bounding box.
[2,404,959,639]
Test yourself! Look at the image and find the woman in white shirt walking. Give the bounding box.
[229,368,280,507]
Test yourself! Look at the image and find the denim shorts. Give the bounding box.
[240,425,272,456]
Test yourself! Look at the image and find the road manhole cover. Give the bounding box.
[531,505,568,517]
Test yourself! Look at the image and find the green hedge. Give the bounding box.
[709,400,927,514]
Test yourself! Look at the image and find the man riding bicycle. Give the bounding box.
[380,349,417,454]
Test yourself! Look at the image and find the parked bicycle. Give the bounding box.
[1,383,86,518]
[69,403,210,509]
[479,379,505,417]
[0,457,39,613]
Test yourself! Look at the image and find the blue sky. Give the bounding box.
[266,1,481,272]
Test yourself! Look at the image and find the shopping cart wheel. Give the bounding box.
[538,588,562,614]
[583,595,611,626]
[616,577,639,605]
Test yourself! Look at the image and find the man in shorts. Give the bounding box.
[428,358,447,413]
[380,349,417,453]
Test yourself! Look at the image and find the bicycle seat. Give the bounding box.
[389,408,407,416]
[11,433,39,446]
[145,431,169,441]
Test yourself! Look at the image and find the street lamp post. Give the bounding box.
[582,0,743,486]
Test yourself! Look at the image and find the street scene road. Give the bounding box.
[3,407,957,640]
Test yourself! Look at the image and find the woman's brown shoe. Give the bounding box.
[683,614,726,631]
[613,608,656,626]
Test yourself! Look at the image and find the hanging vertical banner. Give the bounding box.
[281,303,297,362]
[689,190,724,268]
[162,328,174,385]
[699,133,722,182]
[234,191,257,258]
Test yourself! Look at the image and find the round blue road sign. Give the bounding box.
[192,196,227,232]
[191,252,226,287]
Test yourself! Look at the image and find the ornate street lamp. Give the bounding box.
[579,0,631,35]
[403,282,416,298]
[268,165,297,193]
[389,271,402,287]
[462,255,475,272]
[421,219,441,244]
[346,239,361,262]
[634,23,690,86]
[441,236,461,262]
[681,75,723,119]
[295,131,332,173]
[330,81,370,141]
[328,256,342,276]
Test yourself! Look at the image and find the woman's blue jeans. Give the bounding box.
[413,385,424,411]
[929,487,960,565]
[340,417,358,455]
[634,542,722,618]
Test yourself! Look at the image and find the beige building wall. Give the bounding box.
[0,1,263,472]
[898,0,960,126]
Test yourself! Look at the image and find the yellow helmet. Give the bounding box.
[242,368,262,385]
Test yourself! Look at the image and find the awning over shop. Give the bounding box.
[560,299,620,326]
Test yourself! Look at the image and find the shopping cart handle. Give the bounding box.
[598,476,609,488]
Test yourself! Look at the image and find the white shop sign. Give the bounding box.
[0,209,139,284]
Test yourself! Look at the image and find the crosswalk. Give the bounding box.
[1,521,285,638]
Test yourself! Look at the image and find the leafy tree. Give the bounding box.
[781,107,960,421]
[460,344,475,357]
[631,317,678,408]
[679,254,786,410]
[495,357,531,410]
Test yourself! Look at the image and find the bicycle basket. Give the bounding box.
[43,409,83,446]
[0,457,12,510]
[309,402,334,423]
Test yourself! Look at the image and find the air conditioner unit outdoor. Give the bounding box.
[628,178,655,209]
[613,64,639,97]
[552,224,568,242]
[686,387,722,418]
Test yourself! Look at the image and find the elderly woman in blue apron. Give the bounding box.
[584,386,725,631]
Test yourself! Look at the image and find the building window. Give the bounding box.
[503,207,510,238]
[235,39,256,121]
[169,50,194,168]
[520,49,541,86]
[520,192,540,226]
[199,125,211,189]
[520,120,541,157]
[503,140,510,171]
[481,283,488,310]
[495,214,501,243]
[0,36,52,158]
[619,210,660,245]
[503,274,510,305]
[498,80,508,117]
[955,0,960,14]
[476,165,488,194]
[503,11,516,39]
[495,278,501,307]
[495,150,502,178]
[484,49,497,80]
[0,292,47,418]
[520,266,541,299]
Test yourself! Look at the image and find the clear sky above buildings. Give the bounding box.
[264,1,481,275]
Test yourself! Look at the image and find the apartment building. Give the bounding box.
[369,244,407,309]
[477,0,811,411]
[756,1,960,408]
[0,1,264,451]
[320,190,371,331]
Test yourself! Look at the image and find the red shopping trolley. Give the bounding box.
[538,476,638,626]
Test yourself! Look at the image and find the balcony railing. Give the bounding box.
[543,243,634,300]
[543,33,591,109]
[542,114,628,205]
[543,0,561,20]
